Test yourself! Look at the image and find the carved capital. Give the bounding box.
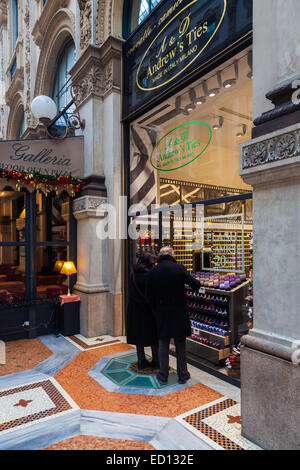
[70,36,123,104]
[240,123,300,187]
[73,196,108,219]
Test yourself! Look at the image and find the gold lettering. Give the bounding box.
[156,35,167,58]
[179,15,190,38]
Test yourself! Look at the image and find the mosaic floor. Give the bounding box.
[0,334,262,450]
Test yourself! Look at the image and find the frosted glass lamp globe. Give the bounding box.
[31,95,57,121]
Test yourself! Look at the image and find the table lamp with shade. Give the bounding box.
[60,261,77,296]
[53,260,64,273]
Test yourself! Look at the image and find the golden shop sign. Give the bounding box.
[137,0,227,91]
[0,136,84,178]
[124,0,252,113]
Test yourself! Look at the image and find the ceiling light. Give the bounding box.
[236,124,247,137]
[247,50,253,80]
[212,116,224,130]
[175,95,189,115]
[223,61,239,89]
[208,72,222,97]
[223,79,235,88]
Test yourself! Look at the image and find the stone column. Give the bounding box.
[73,194,112,337]
[70,37,124,337]
[239,0,300,450]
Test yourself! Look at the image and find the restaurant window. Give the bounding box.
[0,190,75,304]
[0,190,26,303]
[35,192,72,300]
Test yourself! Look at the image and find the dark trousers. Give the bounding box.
[136,344,159,365]
[157,338,189,383]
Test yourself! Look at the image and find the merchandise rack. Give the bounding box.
[185,280,250,365]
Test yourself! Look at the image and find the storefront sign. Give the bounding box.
[137,0,227,91]
[0,136,84,178]
[124,0,252,114]
[150,121,212,171]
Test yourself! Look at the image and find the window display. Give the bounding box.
[128,49,254,376]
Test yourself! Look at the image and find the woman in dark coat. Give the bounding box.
[126,253,159,370]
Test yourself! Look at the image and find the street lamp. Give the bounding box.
[31,85,85,140]
[31,95,57,124]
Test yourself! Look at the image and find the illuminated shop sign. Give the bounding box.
[124,0,252,114]
[150,122,212,171]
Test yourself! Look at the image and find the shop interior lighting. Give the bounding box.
[195,82,207,105]
[208,72,222,97]
[247,50,253,80]
[223,61,239,88]
[212,116,224,130]
[236,124,247,137]
[185,89,196,112]
[175,95,189,116]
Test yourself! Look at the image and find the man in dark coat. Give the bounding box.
[127,253,159,370]
[146,246,200,385]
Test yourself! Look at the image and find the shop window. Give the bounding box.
[129,49,253,273]
[0,190,26,303]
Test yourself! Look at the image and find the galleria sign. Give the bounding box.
[0,136,84,178]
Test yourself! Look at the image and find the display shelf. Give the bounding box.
[191,327,230,346]
[186,337,230,364]
[186,280,250,365]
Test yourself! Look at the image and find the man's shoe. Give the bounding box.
[156,375,168,386]
[178,373,191,384]
[149,360,160,370]
[137,358,150,370]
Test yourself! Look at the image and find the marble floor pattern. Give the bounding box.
[0,334,261,450]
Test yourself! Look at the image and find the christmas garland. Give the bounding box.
[0,168,85,197]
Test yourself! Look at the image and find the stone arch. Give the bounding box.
[96,0,124,44]
[6,91,24,140]
[34,8,76,97]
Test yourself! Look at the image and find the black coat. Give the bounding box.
[146,255,201,341]
[126,267,158,346]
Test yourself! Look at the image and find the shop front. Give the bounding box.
[123,0,253,382]
[0,137,84,341]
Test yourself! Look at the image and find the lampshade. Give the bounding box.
[31,95,57,121]
[60,261,77,275]
[53,260,64,273]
